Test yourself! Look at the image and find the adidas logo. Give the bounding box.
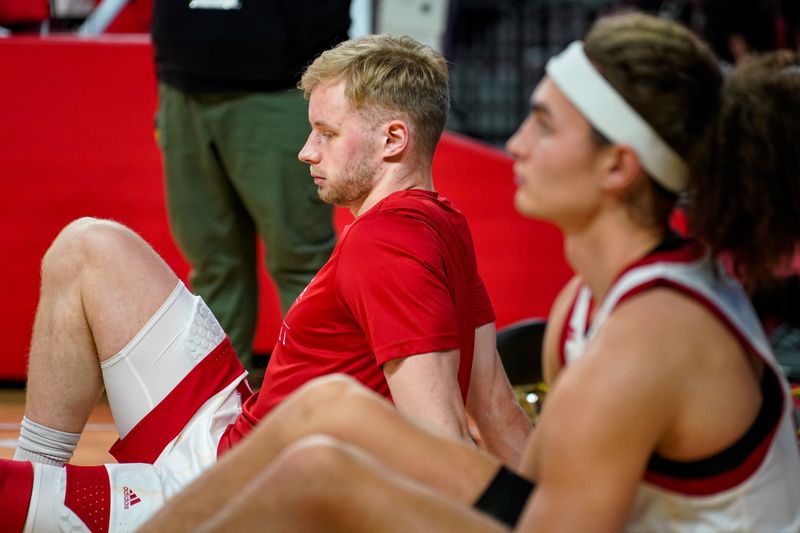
[123,486,142,509]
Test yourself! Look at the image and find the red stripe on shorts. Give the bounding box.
[109,337,247,464]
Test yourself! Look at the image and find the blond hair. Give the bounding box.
[300,34,449,160]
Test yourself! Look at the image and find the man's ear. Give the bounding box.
[600,144,644,193]
[383,119,410,159]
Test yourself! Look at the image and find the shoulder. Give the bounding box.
[539,289,704,449]
[342,197,451,255]
[551,276,583,325]
[382,192,465,226]
[586,286,744,396]
[345,208,437,248]
[335,209,445,292]
[602,287,728,355]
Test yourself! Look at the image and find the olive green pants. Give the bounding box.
[157,83,336,372]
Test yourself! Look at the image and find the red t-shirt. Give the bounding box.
[221,189,494,448]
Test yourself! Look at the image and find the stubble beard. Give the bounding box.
[317,151,377,207]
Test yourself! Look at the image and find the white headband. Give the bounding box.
[545,41,689,193]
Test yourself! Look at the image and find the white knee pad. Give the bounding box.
[101,282,226,437]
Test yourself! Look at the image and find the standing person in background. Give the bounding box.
[152,0,351,377]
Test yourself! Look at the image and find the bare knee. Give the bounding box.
[204,436,359,530]
[42,218,142,283]
[44,218,126,270]
[296,374,362,402]
[276,434,352,482]
[268,436,358,517]
[53,217,129,244]
[283,374,385,427]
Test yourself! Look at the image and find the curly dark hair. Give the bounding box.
[690,50,800,290]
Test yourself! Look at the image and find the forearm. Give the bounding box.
[394,394,473,443]
[384,349,473,442]
[472,397,532,467]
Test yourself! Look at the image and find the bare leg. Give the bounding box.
[195,436,508,533]
[143,375,503,531]
[23,217,179,434]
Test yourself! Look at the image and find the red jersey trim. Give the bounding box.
[0,459,34,533]
[616,279,785,496]
[643,425,779,496]
[613,240,704,286]
[560,240,704,367]
[109,337,248,464]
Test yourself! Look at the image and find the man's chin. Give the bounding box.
[317,189,341,207]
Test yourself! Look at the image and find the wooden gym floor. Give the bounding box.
[0,388,117,464]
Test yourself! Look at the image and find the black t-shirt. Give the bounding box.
[152,0,351,93]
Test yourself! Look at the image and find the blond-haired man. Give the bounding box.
[0,35,529,532]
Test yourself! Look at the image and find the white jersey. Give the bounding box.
[560,242,800,532]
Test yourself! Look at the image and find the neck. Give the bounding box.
[563,211,664,304]
[350,165,434,217]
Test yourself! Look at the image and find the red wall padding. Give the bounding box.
[0,0,48,25]
[0,36,572,380]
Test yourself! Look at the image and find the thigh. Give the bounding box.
[139,377,502,531]
[71,219,181,360]
[201,437,509,533]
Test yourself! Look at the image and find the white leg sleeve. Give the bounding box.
[100,282,226,437]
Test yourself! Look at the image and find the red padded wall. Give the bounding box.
[0,36,571,380]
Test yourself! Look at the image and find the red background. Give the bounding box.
[0,35,572,380]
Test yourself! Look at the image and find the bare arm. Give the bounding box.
[465,322,531,466]
[516,284,772,533]
[513,276,580,478]
[522,316,672,532]
[383,349,472,441]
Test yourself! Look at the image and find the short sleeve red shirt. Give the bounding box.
[222,189,494,447]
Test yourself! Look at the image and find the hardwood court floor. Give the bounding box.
[0,388,117,464]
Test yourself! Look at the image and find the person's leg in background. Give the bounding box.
[158,83,261,375]
[218,89,336,314]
